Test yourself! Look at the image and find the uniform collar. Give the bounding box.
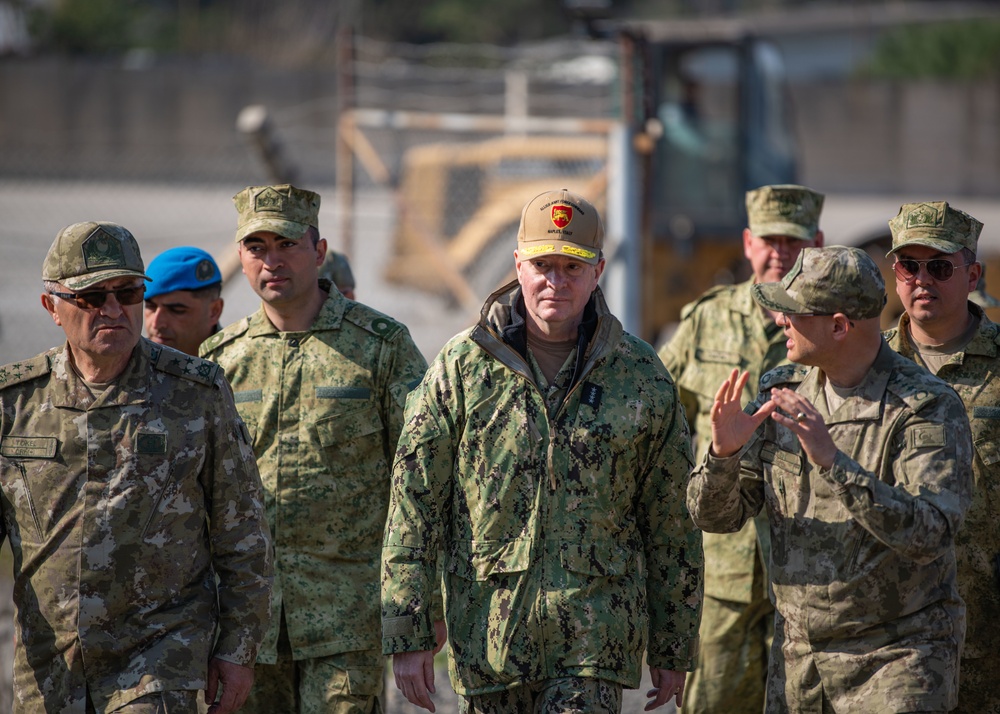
[246,285,346,337]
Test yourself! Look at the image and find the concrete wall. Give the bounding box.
[2,57,1000,196]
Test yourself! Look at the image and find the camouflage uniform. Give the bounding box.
[0,338,272,713]
[382,281,703,702]
[201,285,427,711]
[887,304,1000,713]
[687,340,972,713]
[658,279,777,714]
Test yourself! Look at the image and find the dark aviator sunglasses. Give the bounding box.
[892,258,972,284]
[48,285,146,310]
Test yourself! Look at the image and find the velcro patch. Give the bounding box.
[973,406,1000,419]
[316,386,371,399]
[909,424,946,450]
[382,616,415,637]
[234,389,263,403]
[136,432,167,455]
[1,436,57,459]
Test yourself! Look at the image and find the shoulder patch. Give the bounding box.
[149,343,220,387]
[759,364,809,391]
[0,353,50,390]
[344,303,404,340]
[882,327,898,342]
[679,284,731,321]
[199,318,251,356]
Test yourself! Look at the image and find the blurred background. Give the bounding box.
[2,0,1000,711]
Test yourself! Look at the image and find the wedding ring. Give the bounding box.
[795,412,807,422]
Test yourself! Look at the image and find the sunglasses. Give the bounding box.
[892,258,972,283]
[49,285,146,309]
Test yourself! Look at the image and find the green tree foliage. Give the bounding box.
[865,20,1000,79]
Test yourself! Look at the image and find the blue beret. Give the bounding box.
[145,247,222,300]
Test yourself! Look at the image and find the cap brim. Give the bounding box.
[751,281,813,315]
[751,221,816,241]
[886,236,965,257]
[236,218,312,243]
[516,239,601,265]
[62,269,149,291]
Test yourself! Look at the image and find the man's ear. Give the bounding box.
[41,293,61,327]
[831,313,853,340]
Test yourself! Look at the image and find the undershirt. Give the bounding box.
[908,312,979,375]
[526,330,577,386]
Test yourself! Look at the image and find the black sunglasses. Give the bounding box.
[49,285,146,309]
[893,258,971,283]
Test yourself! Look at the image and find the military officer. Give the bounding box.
[143,246,224,356]
[883,201,1000,713]
[0,221,272,713]
[201,184,428,714]
[382,188,703,713]
[659,184,824,714]
[688,245,972,712]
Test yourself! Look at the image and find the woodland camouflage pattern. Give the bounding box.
[687,342,972,713]
[658,279,778,713]
[382,281,703,697]
[0,338,272,714]
[201,287,427,668]
[886,304,1000,713]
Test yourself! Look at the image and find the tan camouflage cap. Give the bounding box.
[517,188,604,265]
[746,184,824,240]
[887,201,982,256]
[320,249,355,290]
[42,221,148,291]
[752,245,886,320]
[233,184,320,243]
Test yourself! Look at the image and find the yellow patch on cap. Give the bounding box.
[561,245,596,259]
[521,244,556,256]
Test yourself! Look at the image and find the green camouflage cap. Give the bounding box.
[319,249,355,290]
[233,184,320,243]
[517,188,604,265]
[887,201,982,256]
[752,245,886,320]
[42,221,148,291]
[746,184,824,240]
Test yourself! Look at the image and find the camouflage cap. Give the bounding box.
[752,245,886,320]
[233,184,320,243]
[746,184,824,240]
[887,201,982,256]
[42,221,148,291]
[319,249,355,290]
[517,188,604,265]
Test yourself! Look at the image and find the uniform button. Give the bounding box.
[288,338,300,347]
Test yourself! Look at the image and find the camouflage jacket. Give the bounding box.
[659,279,784,603]
[886,303,1000,661]
[0,339,272,714]
[382,281,703,696]
[201,288,427,663]
[687,341,972,712]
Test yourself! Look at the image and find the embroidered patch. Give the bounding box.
[136,432,167,455]
[1,436,57,459]
[580,382,602,410]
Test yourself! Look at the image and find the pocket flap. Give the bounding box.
[448,539,531,581]
[975,437,1000,466]
[315,406,382,447]
[560,541,632,577]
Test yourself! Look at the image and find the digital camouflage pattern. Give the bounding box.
[687,342,972,713]
[658,279,779,714]
[0,338,272,714]
[459,675,622,713]
[232,184,320,243]
[887,200,984,256]
[886,304,1000,713]
[753,246,887,320]
[382,281,703,697]
[745,184,823,241]
[200,288,427,669]
[41,221,148,291]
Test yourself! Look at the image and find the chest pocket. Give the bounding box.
[233,389,263,443]
[314,395,384,479]
[684,349,748,403]
[972,406,1000,467]
[760,440,803,517]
